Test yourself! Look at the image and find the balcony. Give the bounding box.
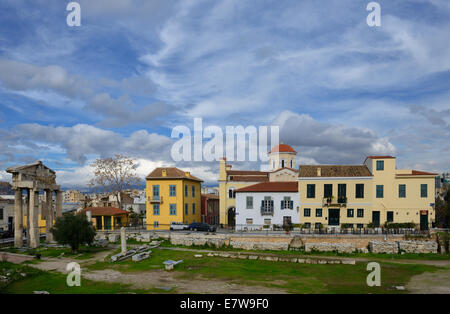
[260,206,274,216]
[148,196,163,204]
[322,196,347,207]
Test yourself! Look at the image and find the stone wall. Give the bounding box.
[369,240,398,254]
[397,240,438,254]
[305,242,356,253]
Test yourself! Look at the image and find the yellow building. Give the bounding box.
[298,156,437,230]
[219,144,298,226]
[82,207,129,231]
[146,167,202,230]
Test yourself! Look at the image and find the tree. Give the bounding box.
[88,155,141,209]
[435,197,447,228]
[50,213,96,252]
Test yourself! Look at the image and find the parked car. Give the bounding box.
[0,230,14,239]
[170,222,189,231]
[188,222,217,232]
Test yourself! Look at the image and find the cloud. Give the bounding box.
[273,111,396,164]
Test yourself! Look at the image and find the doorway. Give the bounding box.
[420,212,428,231]
[372,211,380,227]
[328,209,340,226]
[227,208,236,227]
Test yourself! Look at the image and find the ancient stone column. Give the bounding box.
[26,189,30,246]
[45,190,54,243]
[121,227,127,254]
[29,189,40,248]
[55,190,62,218]
[14,189,23,248]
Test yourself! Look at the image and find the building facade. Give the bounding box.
[298,156,437,230]
[146,167,202,230]
[201,193,219,226]
[235,182,299,230]
[219,143,297,227]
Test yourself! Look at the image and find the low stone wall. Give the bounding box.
[305,242,356,253]
[369,240,398,254]
[369,240,438,254]
[397,240,438,254]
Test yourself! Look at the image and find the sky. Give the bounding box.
[0,0,449,188]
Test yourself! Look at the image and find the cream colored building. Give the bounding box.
[298,156,437,230]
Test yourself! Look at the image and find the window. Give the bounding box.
[228,188,236,199]
[169,185,176,197]
[246,218,253,225]
[387,211,394,222]
[152,185,160,199]
[192,186,195,197]
[376,160,384,170]
[281,196,292,209]
[153,204,160,215]
[338,184,346,197]
[281,160,285,168]
[357,223,364,229]
[185,203,188,215]
[347,208,354,218]
[357,208,364,218]
[304,222,311,229]
[398,184,406,198]
[324,184,332,198]
[192,203,195,215]
[185,185,188,197]
[246,196,253,209]
[264,219,271,225]
[169,204,177,216]
[0,208,3,220]
[304,208,311,217]
[316,208,322,217]
[153,221,159,228]
[355,184,364,198]
[420,184,427,198]
[315,223,322,229]
[261,197,273,212]
[307,184,315,198]
[376,185,384,198]
[290,160,293,168]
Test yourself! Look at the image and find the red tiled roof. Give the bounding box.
[227,170,268,175]
[270,167,298,173]
[236,182,298,192]
[146,167,202,182]
[299,165,372,177]
[270,144,296,153]
[230,175,269,182]
[82,207,129,216]
[201,193,219,199]
[397,170,438,176]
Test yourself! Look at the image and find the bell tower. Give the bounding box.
[268,143,297,170]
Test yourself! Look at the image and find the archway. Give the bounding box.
[227,207,236,227]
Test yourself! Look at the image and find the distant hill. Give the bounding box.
[0,182,13,195]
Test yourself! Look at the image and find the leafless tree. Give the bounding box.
[88,155,141,209]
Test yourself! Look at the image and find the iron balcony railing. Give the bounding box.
[148,195,163,203]
[322,196,347,206]
[260,206,274,216]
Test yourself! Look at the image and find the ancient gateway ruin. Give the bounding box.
[6,161,62,248]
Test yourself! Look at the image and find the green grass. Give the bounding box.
[0,245,110,260]
[0,261,173,294]
[86,248,440,294]
[159,240,450,261]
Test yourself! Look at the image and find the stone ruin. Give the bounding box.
[6,161,63,248]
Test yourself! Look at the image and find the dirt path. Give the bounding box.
[406,269,450,294]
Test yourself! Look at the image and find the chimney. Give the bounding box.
[317,167,321,177]
[185,172,191,177]
[162,169,167,177]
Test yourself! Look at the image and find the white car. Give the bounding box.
[170,222,189,231]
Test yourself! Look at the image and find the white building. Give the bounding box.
[235,182,300,230]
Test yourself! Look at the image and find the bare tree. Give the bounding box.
[88,155,141,209]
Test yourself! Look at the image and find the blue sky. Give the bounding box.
[0,0,449,187]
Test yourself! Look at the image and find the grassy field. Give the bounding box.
[86,248,440,294]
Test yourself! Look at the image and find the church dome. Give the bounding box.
[269,143,296,154]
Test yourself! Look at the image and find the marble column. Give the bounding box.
[29,189,39,248]
[121,227,127,254]
[26,190,30,246]
[45,189,54,243]
[14,189,23,248]
[55,190,62,218]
